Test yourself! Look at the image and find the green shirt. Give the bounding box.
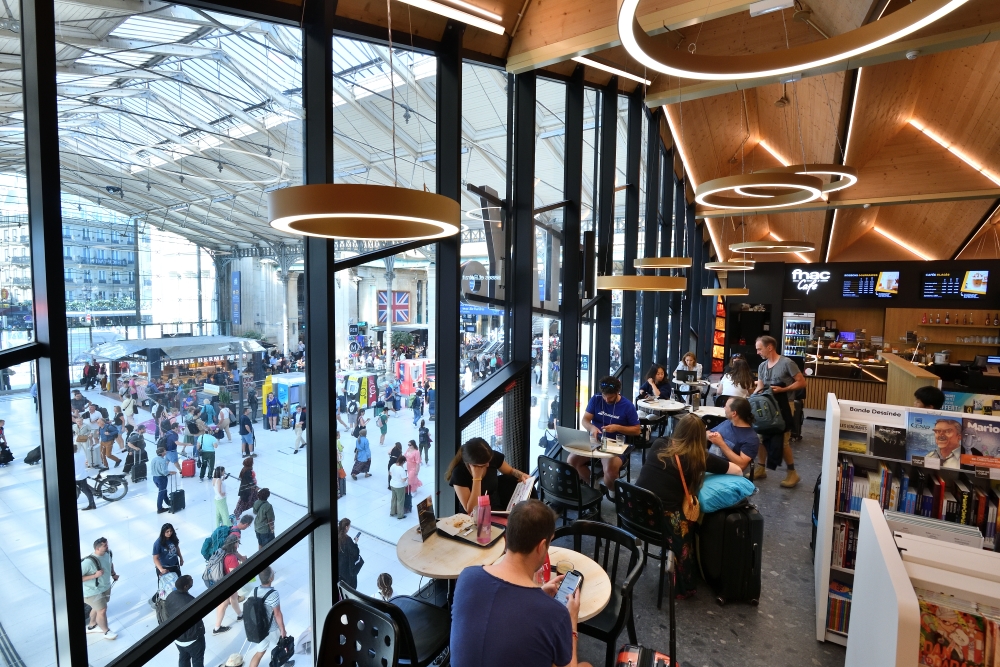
[253,499,275,534]
[81,552,113,597]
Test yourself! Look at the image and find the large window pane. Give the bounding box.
[55,4,305,663]
[334,244,436,596]
[460,63,508,395]
[609,95,629,375]
[0,364,56,667]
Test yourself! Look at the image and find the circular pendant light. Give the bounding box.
[596,276,687,291]
[702,287,750,296]
[617,0,969,81]
[269,184,460,240]
[695,173,823,210]
[730,240,816,254]
[755,165,859,194]
[633,257,693,269]
[705,261,755,271]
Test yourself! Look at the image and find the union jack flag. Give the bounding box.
[377,290,410,324]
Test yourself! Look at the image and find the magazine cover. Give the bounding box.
[918,597,987,667]
[961,417,1000,469]
[907,409,964,468]
[871,424,907,460]
[838,420,869,454]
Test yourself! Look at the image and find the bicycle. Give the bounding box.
[77,470,129,502]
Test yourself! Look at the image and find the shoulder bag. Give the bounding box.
[675,454,701,522]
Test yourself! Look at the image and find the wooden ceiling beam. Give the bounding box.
[506,0,751,74]
[695,188,1000,219]
[646,19,1000,106]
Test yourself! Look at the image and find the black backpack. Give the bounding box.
[748,388,785,436]
[243,587,276,643]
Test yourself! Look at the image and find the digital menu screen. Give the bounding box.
[842,271,899,298]
[923,271,989,299]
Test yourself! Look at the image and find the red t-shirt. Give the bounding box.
[223,553,240,575]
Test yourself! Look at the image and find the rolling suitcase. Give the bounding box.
[0,446,14,466]
[168,475,185,513]
[616,550,677,666]
[181,458,196,478]
[696,502,763,605]
[87,443,103,468]
[23,446,41,465]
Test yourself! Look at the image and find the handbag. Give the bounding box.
[352,422,361,438]
[76,433,89,443]
[675,455,701,522]
[338,467,347,479]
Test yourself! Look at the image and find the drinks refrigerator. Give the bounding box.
[782,312,815,356]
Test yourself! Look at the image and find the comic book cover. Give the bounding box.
[961,417,1000,469]
[918,596,986,667]
[838,420,869,454]
[907,409,964,467]
[871,424,907,460]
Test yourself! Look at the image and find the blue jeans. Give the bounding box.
[153,475,168,510]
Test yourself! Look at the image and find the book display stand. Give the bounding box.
[815,394,1000,646]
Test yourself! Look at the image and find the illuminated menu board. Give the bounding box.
[843,271,899,298]
[923,271,989,299]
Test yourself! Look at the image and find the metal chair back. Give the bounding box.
[537,454,583,505]
[317,598,399,667]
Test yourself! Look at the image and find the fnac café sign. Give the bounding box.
[791,268,830,294]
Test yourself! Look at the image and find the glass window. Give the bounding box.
[334,244,436,591]
[55,4,306,664]
[609,95,629,375]
[459,63,508,395]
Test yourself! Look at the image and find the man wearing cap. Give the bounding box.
[167,575,205,667]
[567,376,641,497]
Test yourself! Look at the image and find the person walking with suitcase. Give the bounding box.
[635,414,743,599]
[152,447,176,514]
[217,404,234,442]
[166,575,205,667]
[751,335,806,488]
[82,537,119,640]
[245,567,293,667]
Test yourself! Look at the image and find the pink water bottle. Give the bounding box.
[476,494,492,544]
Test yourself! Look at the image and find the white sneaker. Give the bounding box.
[104,630,118,640]
[86,625,103,634]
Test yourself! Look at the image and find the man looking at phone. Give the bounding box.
[450,500,592,667]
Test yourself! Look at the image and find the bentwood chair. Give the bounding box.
[614,480,672,609]
[337,582,450,667]
[317,598,399,667]
[553,520,646,667]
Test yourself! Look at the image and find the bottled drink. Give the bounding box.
[963,313,967,325]
[922,312,928,324]
[476,494,492,544]
[936,313,941,324]
[994,314,998,326]
[945,312,950,325]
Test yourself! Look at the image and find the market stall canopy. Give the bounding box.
[75,336,266,363]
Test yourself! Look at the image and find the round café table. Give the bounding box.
[493,544,612,622]
[692,405,726,419]
[562,442,617,487]
[396,521,507,580]
[636,398,686,416]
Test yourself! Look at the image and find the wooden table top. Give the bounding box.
[637,398,687,413]
[562,443,618,459]
[492,545,613,622]
[396,522,507,580]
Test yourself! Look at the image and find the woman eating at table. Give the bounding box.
[446,437,530,513]
[637,363,671,400]
[635,413,742,599]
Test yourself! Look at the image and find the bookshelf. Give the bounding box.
[814,394,1000,644]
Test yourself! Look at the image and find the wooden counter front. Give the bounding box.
[804,376,885,410]
[882,353,941,407]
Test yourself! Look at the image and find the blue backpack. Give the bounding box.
[201,525,232,561]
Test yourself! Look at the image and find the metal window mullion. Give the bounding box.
[558,65,584,431]
[681,203,696,355]
[640,110,660,375]
[22,0,84,664]
[669,172,684,369]
[594,77,617,382]
[620,87,642,396]
[656,147,672,364]
[302,0,338,646]
[434,21,464,517]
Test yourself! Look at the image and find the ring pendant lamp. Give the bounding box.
[269,183,460,241]
[617,0,969,81]
[596,275,687,291]
[705,261,755,271]
[633,257,693,269]
[702,287,751,296]
[695,173,823,210]
[730,240,815,254]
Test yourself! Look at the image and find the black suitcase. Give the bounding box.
[131,461,147,482]
[169,476,185,513]
[697,503,763,605]
[24,446,41,465]
[0,447,14,465]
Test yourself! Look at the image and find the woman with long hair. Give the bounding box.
[404,440,423,492]
[266,392,281,431]
[714,357,754,404]
[112,406,126,452]
[337,518,362,589]
[233,457,257,516]
[152,523,184,578]
[635,414,742,598]
[213,466,230,527]
[674,351,703,403]
[213,534,245,634]
[446,437,529,514]
[638,363,670,399]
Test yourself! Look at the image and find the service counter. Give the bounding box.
[803,359,887,410]
[881,352,940,407]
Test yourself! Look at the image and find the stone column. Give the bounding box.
[279,272,290,357]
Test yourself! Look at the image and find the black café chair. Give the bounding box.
[538,454,603,524]
[338,581,450,667]
[553,520,645,667]
[614,479,672,609]
[317,598,400,667]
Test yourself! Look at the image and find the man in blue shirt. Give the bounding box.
[151,447,176,514]
[450,500,590,667]
[568,376,641,493]
[706,397,760,473]
[97,418,121,469]
[163,423,182,473]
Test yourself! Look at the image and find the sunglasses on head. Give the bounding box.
[599,382,618,392]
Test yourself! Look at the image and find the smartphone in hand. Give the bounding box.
[355,531,362,541]
[553,570,584,606]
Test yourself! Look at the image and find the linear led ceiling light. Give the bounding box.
[596,276,687,291]
[270,184,460,241]
[398,0,505,34]
[618,0,969,80]
[634,257,692,269]
[872,225,933,261]
[909,119,1000,187]
[572,56,652,86]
